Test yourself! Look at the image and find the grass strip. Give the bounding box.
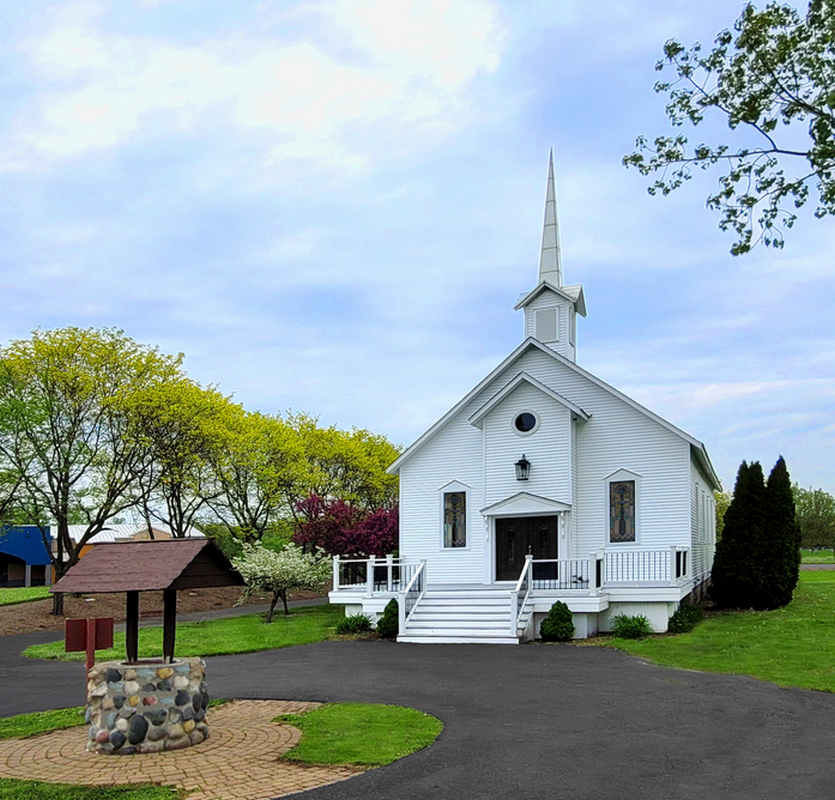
[23,604,345,662]
[800,549,835,564]
[276,703,443,767]
[0,779,180,800]
[0,707,84,740]
[0,587,50,607]
[607,571,835,693]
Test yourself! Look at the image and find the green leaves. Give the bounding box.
[625,0,835,253]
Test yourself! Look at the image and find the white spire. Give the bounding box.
[538,149,562,288]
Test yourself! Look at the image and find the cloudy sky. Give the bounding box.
[1,0,833,493]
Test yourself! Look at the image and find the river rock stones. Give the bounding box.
[85,658,209,754]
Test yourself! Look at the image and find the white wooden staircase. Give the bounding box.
[397,588,521,644]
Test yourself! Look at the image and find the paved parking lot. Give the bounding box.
[4,634,835,800]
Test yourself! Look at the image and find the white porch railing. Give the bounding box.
[332,556,423,595]
[526,547,690,590]
[602,546,690,586]
[398,559,427,636]
[331,547,691,598]
[511,554,534,636]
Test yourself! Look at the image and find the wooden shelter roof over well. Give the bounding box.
[50,539,244,594]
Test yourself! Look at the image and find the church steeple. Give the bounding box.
[514,151,587,363]
[538,149,562,289]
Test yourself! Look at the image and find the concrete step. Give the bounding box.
[398,631,519,644]
[408,620,512,631]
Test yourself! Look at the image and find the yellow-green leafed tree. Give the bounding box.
[204,409,310,544]
[130,378,236,539]
[288,412,400,514]
[0,327,186,614]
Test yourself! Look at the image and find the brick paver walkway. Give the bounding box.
[0,699,365,800]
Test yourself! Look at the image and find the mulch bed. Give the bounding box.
[0,586,324,637]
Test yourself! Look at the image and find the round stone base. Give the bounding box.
[85,657,209,754]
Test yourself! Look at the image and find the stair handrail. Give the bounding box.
[511,554,534,636]
[398,559,427,636]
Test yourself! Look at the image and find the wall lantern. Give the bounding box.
[515,454,531,481]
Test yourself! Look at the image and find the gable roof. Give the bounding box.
[388,337,721,490]
[481,491,572,516]
[514,282,587,317]
[468,371,589,428]
[50,539,243,594]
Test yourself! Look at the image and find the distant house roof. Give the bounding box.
[50,539,243,594]
[66,523,206,546]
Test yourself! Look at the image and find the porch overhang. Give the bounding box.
[480,491,571,517]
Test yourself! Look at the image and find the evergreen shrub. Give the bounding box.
[711,457,801,610]
[334,613,373,635]
[611,614,653,639]
[667,604,703,634]
[539,601,575,642]
[376,599,399,639]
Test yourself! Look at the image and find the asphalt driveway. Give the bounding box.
[3,635,834,800]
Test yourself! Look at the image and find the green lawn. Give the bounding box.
[277,703,442,767]
[608,571,835,692]
[800,548,835,564]
[24,604,345,662]
[0,587,50,607]
[0,780,181,800]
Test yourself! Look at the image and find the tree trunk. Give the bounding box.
[51,590,64,617]
[281,590,290,615]
[267,593,279,623]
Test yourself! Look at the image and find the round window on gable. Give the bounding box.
[513,411,539,435]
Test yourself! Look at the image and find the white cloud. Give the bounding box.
[6,0,506,173]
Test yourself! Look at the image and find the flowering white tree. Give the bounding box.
[232,542,331,622]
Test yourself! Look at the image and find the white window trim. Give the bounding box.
[511,409,541,437]
[602,468,642,545]
[438,480,471,551]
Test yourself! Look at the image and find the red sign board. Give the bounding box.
[65,617,114,671]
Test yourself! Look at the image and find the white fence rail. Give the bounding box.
[332,547,690,600]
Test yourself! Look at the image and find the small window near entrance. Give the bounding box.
[609,481,636,543]
[443,492,466,548]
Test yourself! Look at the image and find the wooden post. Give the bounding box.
[162,589,177,664]
[125,591,139,664]
[86,617,96,672]
[332,556,340,591]
[386,554,394,592]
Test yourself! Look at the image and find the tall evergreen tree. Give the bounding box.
[764,457,801,608]
[710,461,767,609]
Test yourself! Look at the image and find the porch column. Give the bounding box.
[24,564,32,588]
[366,557,375,597]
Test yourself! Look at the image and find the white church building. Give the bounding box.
[329,155,721,643]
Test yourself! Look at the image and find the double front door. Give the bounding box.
[495,515,558,582]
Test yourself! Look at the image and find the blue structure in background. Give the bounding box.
[0,525,52,587]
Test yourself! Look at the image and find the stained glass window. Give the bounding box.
[443,492,466,548]
[609,481,635,543]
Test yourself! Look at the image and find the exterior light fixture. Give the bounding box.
[515,454,531,481]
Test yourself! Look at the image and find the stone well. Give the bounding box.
[85,657,209,754]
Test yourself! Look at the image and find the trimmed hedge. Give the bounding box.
[376,599,399,639]
[539,601,575,642]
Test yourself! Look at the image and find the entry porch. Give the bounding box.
[328,547,693,643]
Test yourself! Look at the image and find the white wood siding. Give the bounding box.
[690,457,717,584]
[482,381,571,507]
[399,344,699,585]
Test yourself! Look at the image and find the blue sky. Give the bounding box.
[1,0,833,493]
